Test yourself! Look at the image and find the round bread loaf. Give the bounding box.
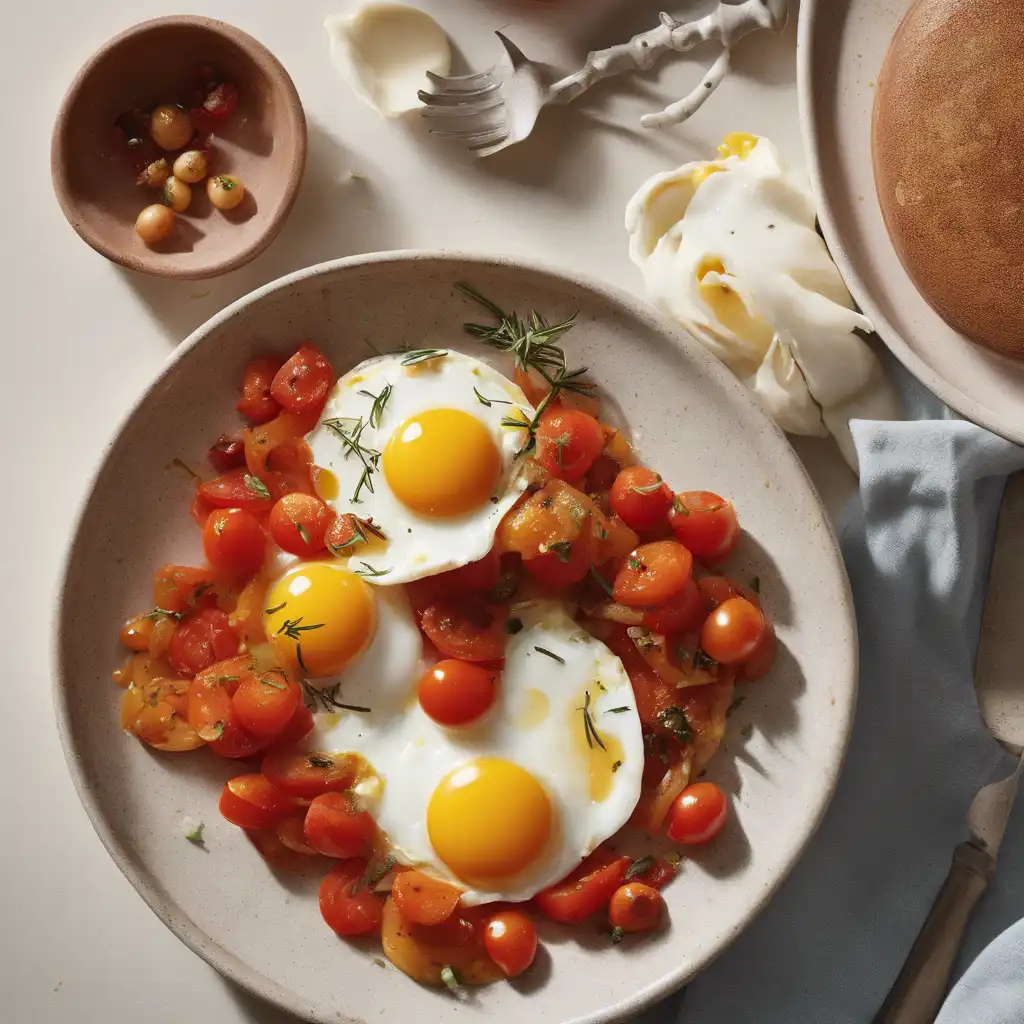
[873,0,1024,359]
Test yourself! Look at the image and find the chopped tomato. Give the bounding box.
[668,492,740,563]
[275,812,319,856]
[208,435,247,473]
[246,827,314,871]
[535,408,605,481]
[319,859,384,936]
[700,597,765,664]
[666,782,728,845]
[609,883,662,935]
[186,657,267,759]
[119,614,155,652]
[610,466,674,531]
[642,577,704,634]
[483,910,537,977]
[152,564,218,614]
[232,669,302,737]
[270,703,315,748]
[202,508,266,575]
[263,437,316,500]
[738,619,777,681]
[431,547,501,596]
[418,660,498,727]
[236,355,283,424]
[585,454,620,493]
[261,748,358,799]
[198,468,274,513]
[268,493,334,556]
[523,536,591,587]
[271,343,334,415]
[218,773,299,830]
[535,848,630,924]
[190,488,216,527]
[420,600,507,663]
[121,678,203,752]
[304,792,376,858]
[696,575,738,610]
[243,408,318,477]
[392,870,462,926]
[613,541,694,608]
[168,608,239,678]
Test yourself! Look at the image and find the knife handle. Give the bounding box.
[873,842,993,1024]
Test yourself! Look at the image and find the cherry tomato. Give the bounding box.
[609,883,662,935]
[186,658,268,759]
[613,541,694,608]
[535,408,605,481]
[420,600,508,663]
[152,564,217,614]
[271,343,335,415]
[261,748,358,799]
[319,859,384,936]
[586,454,620,493]
[739,619,777,681]
[190,488,217,527]
[666,782,728,845]
[202,81,238,118]
[484,910,538,977]
[523,536,591,587]
[627,857,677,889]
[218,774,299,830]
[304,792,376,859]
[246,827,313,871]
[536,848,631,924]
[188,107,219,135]
[668,492,740,563]
[610,466,674,531]
[208,435,247,473]
[268,493,334,557]
[236,355,283,424]
[119,614,155,652]
[700,597,765,664]
[270,703,315,748]
[431,547,501,595]
[232,669,302,737]
[168,608,239,678]
[696,575,737,611]
[275,812,319,856]
[392,870,462,926]
[418,660,498,727]
[198,468,275,513]
[203,508,266,575]
[642,577,704,634]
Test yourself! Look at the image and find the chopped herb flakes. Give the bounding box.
[658,705,693,745]
[244,474,271,500]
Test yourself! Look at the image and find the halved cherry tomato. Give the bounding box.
[420,600,507,663]
[523,536,591,587]
[667,782,728,845]
[610,466,674,531]
[535,848,631,924]
[198,468,274,513]
[120,615,155,651]
[275,811,319,856]
[431,547,501,596]
[392,870,462,926]
[642,577,704,634]
[304,792,376,859]
[153,564,217,614]
[190,488,217,527]
[243,409,319,478]
[739,619,777,681]
[700,597,765,664]
[203,508,266,575]
[613,541,694,608]
[609,883,662,935]
[202,81,238,118]
[270,703,315,748]
[236,355,283,424]
[208,436,247,473]
[319,858,384,936]
[263,437,316,500]
[535,408,605,481]
[484,910,538,977]
[232,669,302,737]
[418,660,498,728]
[668,492,740,563]
[586,454,620,493]
[168,608,239,678]
[261,748,358,799]
[271,343,335,415]
[268,493,334,556]
[218,773,299,830]
[246,827,315,871]
[186,657,268,759]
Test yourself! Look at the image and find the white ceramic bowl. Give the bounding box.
[54,252,857,1024]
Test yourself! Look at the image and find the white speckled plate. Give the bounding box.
[54,252,856,1024]
[798,0,1024,443]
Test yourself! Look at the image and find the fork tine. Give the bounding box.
[468,126,512,150]
[419,95,506,120]
[425,69,496,88]
[494,31,531,70]
[426,123,508,143]
[417,81,501,106]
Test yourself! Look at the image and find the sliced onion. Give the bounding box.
[628,628,716,689]
[582,601,644,626]
[648,754,693,831]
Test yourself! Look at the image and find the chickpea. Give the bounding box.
[172,149,208,184]
[135,204,175,244]
[149,103,194,151]
[207,174,245,211]
[161,176,192,213]
[136,157,170,189]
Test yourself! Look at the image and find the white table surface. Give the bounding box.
[4,1,1020,1021]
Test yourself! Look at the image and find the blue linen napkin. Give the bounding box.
[635,365,1024,1024]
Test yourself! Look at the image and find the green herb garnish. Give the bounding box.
[473,386,512,407]
[578,690,606,751]
[534,646,564,664]
[244,474,271,500]
[657,705,693,745]
[357,383,392,429]
[400,348,448,366]
[624,855,655,882]
[353,562,391,578]
[549,540,572,563]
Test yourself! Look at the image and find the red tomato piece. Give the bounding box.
[667,782,728,845]
[246,827,314,871]
[198,468,275,513]
[218,774,299,830]
[609,883,663,935]
[168,608,239,678]
[203,508,266,576]
[268,492,334,557]
[236,355,283,424]
[186,657,267,758]
[418,660,498,727]
[275,812,319,856]
[627,857,677,889]
[523,536,591,587]
[668,492,740,564]
[535,848,631,924]
[585,454,620,493]
[261,748,358,799]
[190,488,217,527]
[202,81,238,118]
[420,600,507,663]
[319,859,385,936]
[392,870,462,926]
[484,910,538,977]
[610,466,674,531]
[642,577,704,635]
[534,408,605,481]
[208,435,247,473]
[613,541,694,608]
[271,343,335,415]
[430,547,501,596]
[700,597,765,665]
[152,564,218,614]
[232,670,302,737]
[738,619,777,681]
[304,792,376,859]
[269,703,315,749]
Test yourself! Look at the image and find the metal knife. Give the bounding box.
[873,747,1023,1024]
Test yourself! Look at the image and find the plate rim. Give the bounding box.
[52,249,858,1023]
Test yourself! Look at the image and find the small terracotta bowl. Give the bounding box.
[51,16,307,280]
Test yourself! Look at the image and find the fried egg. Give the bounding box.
[305,351,534,585]
[307,602,644,904]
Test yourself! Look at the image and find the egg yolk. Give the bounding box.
[427,758,553,885]
[717,131,758,161]
[263,562,377,678]
[383,408,502,517]
[695,256,774,349]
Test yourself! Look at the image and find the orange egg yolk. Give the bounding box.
[383,408,502,518]
[427,758,553,885]
[262,562,377,678]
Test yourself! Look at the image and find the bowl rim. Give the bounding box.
[49,14,308,281]
[52,249,858,1023]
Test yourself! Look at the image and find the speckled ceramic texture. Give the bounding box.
[54,252,857,1024]
[50,16,306,280]
[798,0,1024,443]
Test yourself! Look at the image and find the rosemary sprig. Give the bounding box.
[473,386,512,407]
[401,348,448,366]
[353,562,391,578]
[629,474,665,496]
[142,607,184,622]
[264,601,287,615]
[534,646,564,664]
[276,617,325,642]
[500,363,597,459]
[578,690,607,751]
[327,514,387,556]
[244,474,271,500]
[323,416,382,503]
[605,706,631,714]
[302,681,372,714]
[357,383,392,428]
[589,564,614,597]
